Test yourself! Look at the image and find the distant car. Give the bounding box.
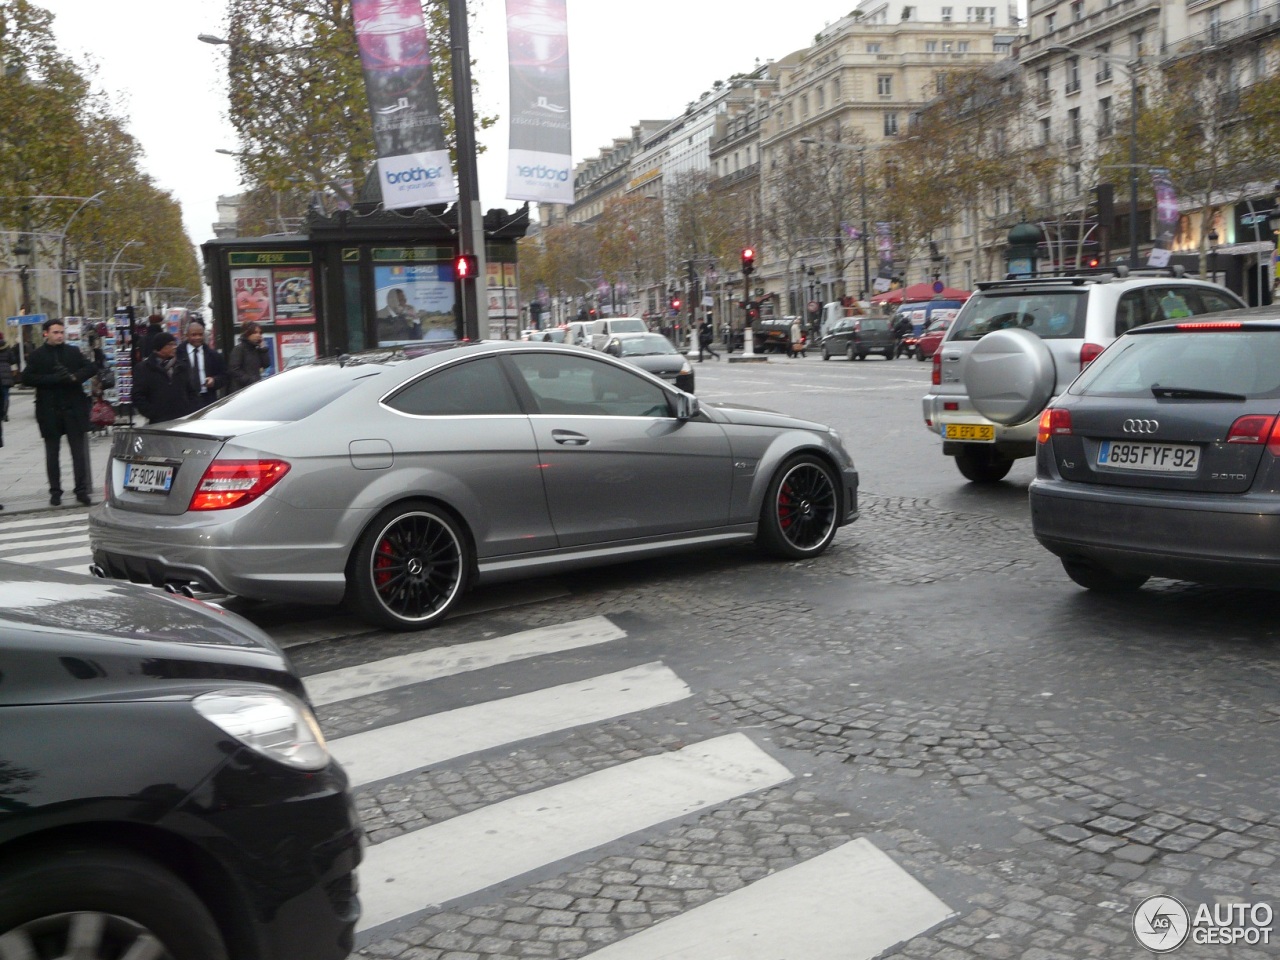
[820,316,895,360]
[90,341,859,631]
[755,318,800,354]
[588,317,648,350]
[922,270,1245,483]
[914,316,952,360]
[0,561,361,960]
[602,332,695,392]
[1031,312,1280,593]
[520,327,565,343]
[892,300,966,358]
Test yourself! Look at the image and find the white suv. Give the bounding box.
[588,317,648,350]
[922,271,1245,482]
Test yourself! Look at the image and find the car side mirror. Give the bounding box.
[673,392,700,421]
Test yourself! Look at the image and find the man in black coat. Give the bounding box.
[180,319,226,409]
[21,318,97,506]
[133,333,196,424]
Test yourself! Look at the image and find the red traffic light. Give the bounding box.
[741,247,756,276]
[671,296,682,310]
[454,253,478,280]
[1085,256,1101,269]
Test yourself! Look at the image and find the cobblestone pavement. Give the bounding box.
[286,486,1280,960]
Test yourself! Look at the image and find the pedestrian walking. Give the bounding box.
[0,334,15,421]
[789,318,806,358]
[697,318,720,362]
[134,313,166,364]
[228,322,271,392]
[182,319,226,409]
[132,333,196,424]
[21,318,96,506]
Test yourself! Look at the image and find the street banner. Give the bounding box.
[875,222,895,279]
[841,221,862,240]
[505,0,573,203]
[1148,168,1178,268]
[353,0,457,210]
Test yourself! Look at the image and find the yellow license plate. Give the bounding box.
[943,423,995,442]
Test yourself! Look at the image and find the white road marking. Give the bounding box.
[305,615,626,707]
[0,516,87,534]
[330,662,691,787]
[6,546,92,564]
[582,837,954,960]
[0,534,88,552]
[356,733,792,932]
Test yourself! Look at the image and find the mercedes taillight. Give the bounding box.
[189,459,291,511]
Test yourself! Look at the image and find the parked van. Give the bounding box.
[819,300,866,339]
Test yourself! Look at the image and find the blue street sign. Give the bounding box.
[5,313,47,327]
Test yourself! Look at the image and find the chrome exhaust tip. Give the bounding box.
[88,564,106,579]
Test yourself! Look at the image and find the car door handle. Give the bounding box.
[552,430,589,446]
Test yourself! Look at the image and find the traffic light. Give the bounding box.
[454,253,478,280]
[671,295,682,312]
[746,301,759,322]
[741,247,756,276]
[1084,256,1101,269]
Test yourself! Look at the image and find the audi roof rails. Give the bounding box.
[977,276,1092,290]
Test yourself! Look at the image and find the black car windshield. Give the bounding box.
[1070,329,1280,400]
[191,363,381,421]
[949,291,1086,341]
[618,335,677,357]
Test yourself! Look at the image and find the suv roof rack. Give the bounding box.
[976,264,1190,291]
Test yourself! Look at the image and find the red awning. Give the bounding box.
[870,283,972,304]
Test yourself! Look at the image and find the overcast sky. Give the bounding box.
[36,0,867,247]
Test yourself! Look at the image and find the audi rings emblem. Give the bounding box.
[1122,419,1159,434]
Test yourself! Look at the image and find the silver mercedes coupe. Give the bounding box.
[89,341,859,629]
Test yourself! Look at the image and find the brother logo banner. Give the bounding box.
[377,152,457,209]
[508,149,575,204]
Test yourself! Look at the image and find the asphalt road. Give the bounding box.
[5,353,1276,958]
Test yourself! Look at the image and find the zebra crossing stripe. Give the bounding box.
[305,615,626,707]
[0,516,86,534]
[356,733,792,933]
[330,662,692,787]
[581,837,954,960]
[0,532,88,548]
[5,545,90,564]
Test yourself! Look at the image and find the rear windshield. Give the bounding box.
[1070,329,1280,400]
[192,363,379,421]
[861,318,890,333]
[608,319,647,334]
[950,291,1086,341]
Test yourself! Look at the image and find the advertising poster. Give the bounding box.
[506,0,573,203]
[352,0,456,209]
[259,334,279,379]
[503,263,518,288]
[486,262,503,290]
[374,264,456,344]
[273,268,315,324]
[231,270,273,326]
[277,331,318,371]
[1148,168,1178,268]
[63,317,82,343]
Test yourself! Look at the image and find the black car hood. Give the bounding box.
[706,401,829,433]
[0,562,297,706]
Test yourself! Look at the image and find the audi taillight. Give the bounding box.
[1266,417,1280,458]
[1037,407,1072,445]
[1226,415,1276,445]
[1080,342,1105,367]
[189,459,291,511]
[931,350,942,386]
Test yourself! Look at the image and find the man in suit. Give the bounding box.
[21,318,97,506]
[182,319,226,409]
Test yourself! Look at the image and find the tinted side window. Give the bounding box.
[507,353,671,418]
[1115,290,1152,335]
[1144,287,1196,324]
[1184,288,1245,315]
[386,357,521,415]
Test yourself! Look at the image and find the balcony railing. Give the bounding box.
[1165,2,1280,58]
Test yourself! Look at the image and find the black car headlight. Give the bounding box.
[194,688,330,771]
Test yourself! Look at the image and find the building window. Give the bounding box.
[1037,67,1050,96]
[1068,107,1081,146]
[801,94,809,117]
[1208,8,1222,43]
[1039,117,1051,144]
[884,112,899,136]
[1131,29,1145,58]
[817,85,825,108]
[967,6,991,21]
[957,41,970,52]
[941,6,952,20]
[1097,43,1112,81]
[878,75,893,96]
[942,40,954,52]
[902,6,914,20]
[1045,12,1056,33]
[925,39,938,52]
[995,40,1011,55]
[1071,0,1084,22]
[866,42,882,53]
[1065,57,1080,93]
[1099,96,1113,136]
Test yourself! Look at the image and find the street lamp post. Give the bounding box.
[105,241,144,316]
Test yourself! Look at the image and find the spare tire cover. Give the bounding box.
[965,327,1057,426]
